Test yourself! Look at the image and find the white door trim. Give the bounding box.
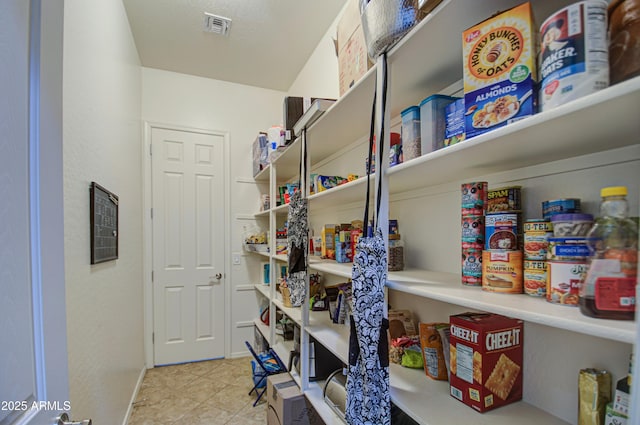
[142,121,231,368]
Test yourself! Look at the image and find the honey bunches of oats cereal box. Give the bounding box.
[463,2,537,139]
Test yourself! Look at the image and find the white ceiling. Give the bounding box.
[122,0,348,91]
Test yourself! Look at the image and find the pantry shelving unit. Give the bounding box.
[251,0,640,423]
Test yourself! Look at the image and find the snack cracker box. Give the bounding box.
[463,2,538,139]
[449,312,524,412]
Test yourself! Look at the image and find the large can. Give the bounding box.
[482,250,523,293]
[547,260,588,306]
[539,1,609,112]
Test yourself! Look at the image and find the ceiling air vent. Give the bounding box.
[203,12,232,36]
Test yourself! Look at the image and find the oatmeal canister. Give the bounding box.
[463,2,537,139]
[539,1,609,112]
[524,260,547,297]
[547,260,588,306]
[482,250,523,293]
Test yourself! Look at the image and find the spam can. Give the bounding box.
[539,1,609,112]
[482,250,523,293]
[486,186,522,213]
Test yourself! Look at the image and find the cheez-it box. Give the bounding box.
[449,312,524,412]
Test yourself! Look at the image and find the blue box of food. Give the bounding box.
[444,98,466,147]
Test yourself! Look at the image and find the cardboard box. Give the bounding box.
[462,2,538,139]
[336,0,373,96]
[266,373,322,425]
[449,312,524,412]
[283,97,334,142]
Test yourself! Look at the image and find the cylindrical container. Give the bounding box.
[608,0,640,84]
[462,215,485,246]
[524,260,548,297]
[551,213,594,237]
[485,213,522,250]
[547,237,591,261]
[524,219,553,260]
[482,250,523,293]
[542,198,582,220]
[461,181,488,216]
[547,260,588,306]
[539,1,609,112]
[401,106,421,161]
[462,247,483,286]
[388,234,405,271]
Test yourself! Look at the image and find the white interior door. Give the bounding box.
[1,1,72,424]
[151,127,226,365]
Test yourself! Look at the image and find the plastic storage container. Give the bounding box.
[580,186,638,320]
[419,95,458,154]
[401,106,421,161]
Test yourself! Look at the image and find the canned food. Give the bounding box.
[547,260,588,306]
[524,260,548,297]
[462,248,483,286]
[485,213,521,250]
[486,186,522,213]
[539,1,609,112]
[461,182,488,216]
[524,231,552,261]
[523,219,553,233]
[547,237,591,260]
[542,198,581,220]
[550,213,594,237]
[482,250,523,293]
[462,215,485,245]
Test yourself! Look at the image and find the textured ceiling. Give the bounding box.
[122,0,347,91]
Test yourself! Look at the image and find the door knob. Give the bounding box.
[57,412,92,425]
[209,273,223,282]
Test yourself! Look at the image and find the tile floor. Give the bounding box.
[128,357,267,425]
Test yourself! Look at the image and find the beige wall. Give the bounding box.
[63,1,144,423]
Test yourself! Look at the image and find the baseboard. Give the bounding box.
[229,350,251,359]
[122,366,147,425]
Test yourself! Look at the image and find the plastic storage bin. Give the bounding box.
[401,106,421,161]
[419,95,458,154]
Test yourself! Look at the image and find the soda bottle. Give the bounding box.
[579,186,638,320]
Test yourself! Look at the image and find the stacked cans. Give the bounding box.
[523,220,553,297]
[461,182,487,286]
[482,186,524,293]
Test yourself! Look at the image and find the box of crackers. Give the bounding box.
[449,312,524,412]
[462,2,538,140]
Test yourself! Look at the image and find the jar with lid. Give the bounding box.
[388,234,405,271]
[579,186,638,320]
